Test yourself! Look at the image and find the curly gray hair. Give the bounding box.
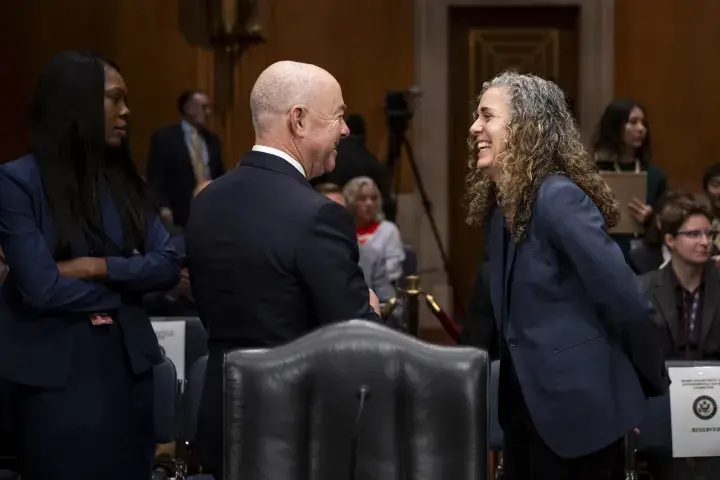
[465,71,619,241]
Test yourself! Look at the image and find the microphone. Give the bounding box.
[349,385,371,480]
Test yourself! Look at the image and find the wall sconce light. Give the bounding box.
[205,0,265,113]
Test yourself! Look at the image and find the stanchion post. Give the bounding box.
[624,430,637,480]
[404,275,421,337]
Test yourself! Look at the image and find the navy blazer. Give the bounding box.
[186,150,379,474]
[0,155,181,388]
[487,174,668,458]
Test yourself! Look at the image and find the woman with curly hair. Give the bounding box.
[466,72,668,479]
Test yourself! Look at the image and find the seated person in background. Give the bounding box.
[638,194,720,360]
[316,182,395,303]
[629,190,696,274]
[702,163,720,256]
[142,185,210,317]
[343,176,405,282]
[703,163,720,221]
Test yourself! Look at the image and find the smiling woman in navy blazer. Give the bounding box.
[465,72,668,480]
[0,51,180,480]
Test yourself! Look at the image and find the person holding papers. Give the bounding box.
[594,99,667,262]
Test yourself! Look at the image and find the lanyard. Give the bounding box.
[613,159,641,174]
[685,289,701,341]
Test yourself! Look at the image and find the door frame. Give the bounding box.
[406,0,613,324]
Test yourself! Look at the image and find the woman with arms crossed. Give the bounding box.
[466,72,668,479]
[0,51,180,480]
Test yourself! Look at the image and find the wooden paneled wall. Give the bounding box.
[614,0,720,193]
[0,0,414,179]
[3,1,719,189]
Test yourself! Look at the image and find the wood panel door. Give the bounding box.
[447,6,579,313]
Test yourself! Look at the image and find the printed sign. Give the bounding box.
[669,366,720,457]
[151,320,186,381]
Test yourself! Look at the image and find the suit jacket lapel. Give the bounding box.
[654,267,680,345]
[700,267,720,347]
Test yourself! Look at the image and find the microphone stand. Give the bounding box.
[349,386,371,480]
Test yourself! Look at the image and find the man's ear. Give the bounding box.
[288,106,305,136]
[664,233,674,249]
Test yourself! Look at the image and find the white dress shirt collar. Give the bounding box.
[252,145,306,178]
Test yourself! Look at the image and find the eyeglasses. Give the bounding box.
[676,229,720,240]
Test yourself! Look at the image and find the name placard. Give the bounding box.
[151,320,186,381]
[669,366,720,458]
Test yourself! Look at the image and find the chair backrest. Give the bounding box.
[181,355,208,444]
[402,244,418,276]
[154,355,179,444]
[488,360,503,451]
[151,316,208,380]
[223,320,488,480]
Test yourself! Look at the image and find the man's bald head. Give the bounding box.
[250,61,336,133]
[248,60,349,179]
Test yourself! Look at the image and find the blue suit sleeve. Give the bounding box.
[105,215,181,292]
[297,201,380,325]
[537,180,653,329]
[0,168,120,312]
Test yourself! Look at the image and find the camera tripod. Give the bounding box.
[383,91,465,317]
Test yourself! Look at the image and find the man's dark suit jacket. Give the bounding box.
[487,174,668,459]
[0,155,181,388]
[146,124,225,228]
[639,263,720,359]
[185,150,379,473]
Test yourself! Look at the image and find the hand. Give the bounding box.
[159,207,174,227]
[177,268,193,299]
[628,197,653,224]
[57,257,107,279]
[369,288,381,315]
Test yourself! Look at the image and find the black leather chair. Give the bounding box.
[151,316,208,383]
[181,355,208,447]
[222,320,488,480]
[153,355,179,445]
[488,361,504,479]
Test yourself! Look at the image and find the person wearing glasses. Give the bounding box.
[639,193,720,360]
